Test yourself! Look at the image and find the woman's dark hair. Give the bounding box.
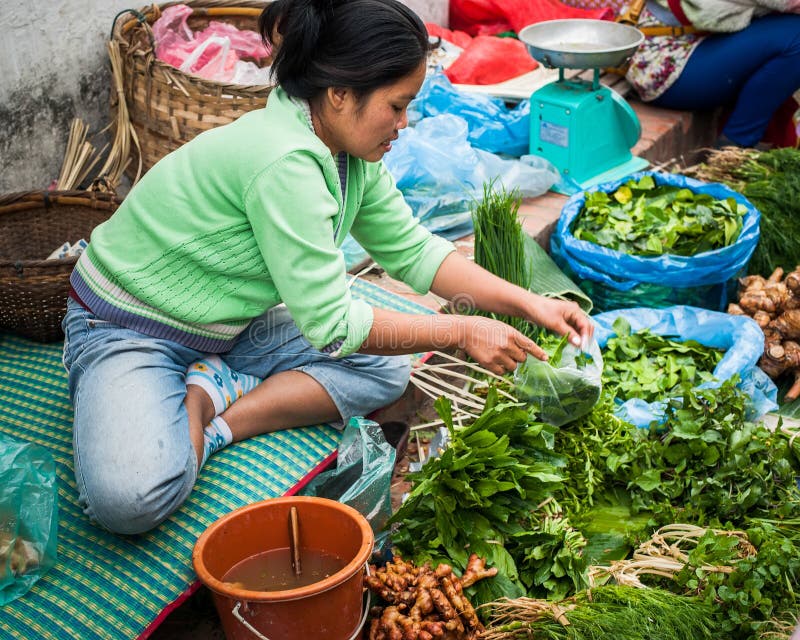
[260,0,429,99]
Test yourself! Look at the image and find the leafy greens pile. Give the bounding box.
[387,390,589,604]
[389,380,800,638]
[601,317,724,404]
[684,146,800,276]
[572,175,746,257]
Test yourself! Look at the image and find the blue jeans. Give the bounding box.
[61,299,411,535]
[653,14,800,147]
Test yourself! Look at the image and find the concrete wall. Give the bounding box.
[0,0,448,194]
[402,0,448,25]
[0,1,133,193]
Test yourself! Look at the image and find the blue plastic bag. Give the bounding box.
[551,171,761,312]
[593,306,778,428]
[408,71,531,157]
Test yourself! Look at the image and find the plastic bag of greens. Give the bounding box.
[550,171,760,312]
[513,337,603,427]
[300,417,394,550]
[593,305,778,427]
[1,433,58,606]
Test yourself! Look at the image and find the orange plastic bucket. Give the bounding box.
[193,496,373,640]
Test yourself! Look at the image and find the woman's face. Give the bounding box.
[316,63,426,162]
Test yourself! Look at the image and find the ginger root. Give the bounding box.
[365,554,495,640]
[459,553,498,588]
[732,266,800,401]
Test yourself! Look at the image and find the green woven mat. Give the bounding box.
[0,278,433,640]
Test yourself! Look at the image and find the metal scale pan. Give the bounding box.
[518,19,644,70]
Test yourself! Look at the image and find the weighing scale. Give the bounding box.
[518,19,649,191]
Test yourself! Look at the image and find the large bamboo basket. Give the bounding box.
[0,191,120,342]
[111,0,272,181]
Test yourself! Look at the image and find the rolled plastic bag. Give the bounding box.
[513,338,603,427]
[593,305,778,427]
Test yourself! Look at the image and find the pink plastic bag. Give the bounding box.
[153,5,194,61]
[152,3,271,82]
[198,21,270,60]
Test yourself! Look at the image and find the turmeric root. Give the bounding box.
[770,309,800,340]
[366,555,495,640]
[734,265,800,402]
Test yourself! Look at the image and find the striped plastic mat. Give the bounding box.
[0,278,433,640]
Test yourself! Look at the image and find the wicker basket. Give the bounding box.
[111,0,272,179]
[0,191,120,342]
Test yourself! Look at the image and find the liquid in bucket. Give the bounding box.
[222,547,345,591]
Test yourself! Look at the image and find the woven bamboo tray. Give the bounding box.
[111,0,272,180]
[0,191,120,342]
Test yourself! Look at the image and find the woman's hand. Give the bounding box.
[461,316,544,376]
[521,294,594,349]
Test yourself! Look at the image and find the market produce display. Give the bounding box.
[572,175,746,257]
[686,147,800,276]
[366,159,800,637]
[729,266,800,400]
[387,376,800,638]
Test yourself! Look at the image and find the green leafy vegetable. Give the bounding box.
[573,176,746,257]
[388,389,572,603]
[601,317,724,404]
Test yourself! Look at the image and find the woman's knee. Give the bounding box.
[368,354,413,406]
[79,452,196,535]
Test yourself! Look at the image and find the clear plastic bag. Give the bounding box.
[1,434,58,606]
[513,339,603,427]
[300,418,394,546]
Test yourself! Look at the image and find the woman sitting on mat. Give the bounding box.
[625,0,800,148]
[63,0,592,535]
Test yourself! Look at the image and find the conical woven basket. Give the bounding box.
[111,0,272,181]
[0,191,120,342]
